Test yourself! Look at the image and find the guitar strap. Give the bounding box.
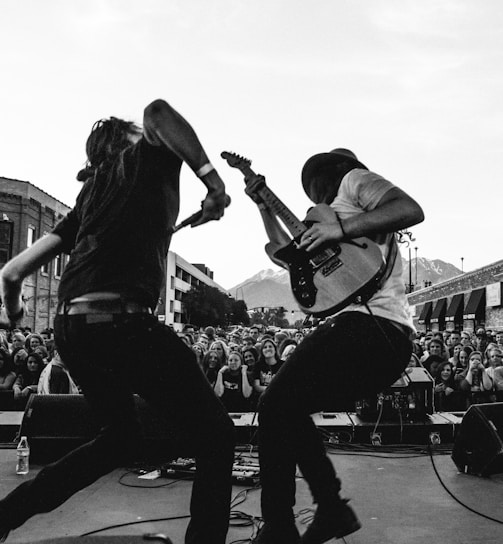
[376,232,399,289]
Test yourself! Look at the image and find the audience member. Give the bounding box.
[0,348,16,391]
[199,334,210,352]
[202,349,221,387]
[474,328,489,354]
[191,343,206,370]
[12,348,28,375]
[252,339,283,396]
[241,336,255,350]
[294,330,304,344]
[24,333,45,354]
[209,340,229,368]
[458,351,493,398]
[9,332,26,354]
[434,361,457,410]
[214,351,252,412]
[13,352,44,400]
[484,346,503,382]
[38,350,80,394]
[493,366,503,391]
[204,326,216,344]
[421,354,445,378]
[407,353,422,368]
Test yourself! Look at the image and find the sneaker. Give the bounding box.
[300,499,361,543]
[252,522,301,544]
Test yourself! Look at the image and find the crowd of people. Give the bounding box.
[2,321,503,414]
[0,326,78,406]
[178,324,307,413]
[409,327,503,410]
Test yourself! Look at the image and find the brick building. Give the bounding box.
[0,177,71,332]
[407,259,503,333]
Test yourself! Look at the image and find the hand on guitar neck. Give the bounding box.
[244,174,267,206]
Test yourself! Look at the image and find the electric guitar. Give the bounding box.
[221,151,387,317]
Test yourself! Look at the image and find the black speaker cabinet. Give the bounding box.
[451,402,503,477]
[19,394,175,464]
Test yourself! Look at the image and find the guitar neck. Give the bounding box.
[238,164,307,239]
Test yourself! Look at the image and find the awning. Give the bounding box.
[463,288,486,320]
[418,301,433,324]
[430,298,447,323]
[445,294,464,322]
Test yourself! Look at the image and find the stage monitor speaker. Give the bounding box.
[451,402,503,477]
[19,394,174,464]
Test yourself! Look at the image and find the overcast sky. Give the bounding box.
[1,0,502,290]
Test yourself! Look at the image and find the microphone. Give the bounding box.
[170,194,231,234]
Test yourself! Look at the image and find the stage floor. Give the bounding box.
[0,446,502,543]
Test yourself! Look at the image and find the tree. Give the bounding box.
[183,284,226,327]
[230,299,250,326]
[249,306,289,328]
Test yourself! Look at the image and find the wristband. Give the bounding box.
[196,162,215,178]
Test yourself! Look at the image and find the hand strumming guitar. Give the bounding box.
[298,213,344,253]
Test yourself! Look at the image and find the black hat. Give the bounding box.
[301,148,367,193]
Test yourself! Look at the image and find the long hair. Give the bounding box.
[76,117,141,181]
[0,347,13,378]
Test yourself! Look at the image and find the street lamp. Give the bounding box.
[461,257,464,273]
[414,246,418,286]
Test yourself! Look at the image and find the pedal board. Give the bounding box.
[160,457,260,485]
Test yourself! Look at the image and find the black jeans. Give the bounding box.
[257,311,412,523]
[0,313,235,544]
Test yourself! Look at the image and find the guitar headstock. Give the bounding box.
[221,151,252,174]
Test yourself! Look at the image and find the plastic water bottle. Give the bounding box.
[16,436,30,475]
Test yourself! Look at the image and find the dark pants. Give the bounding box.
[0,313,235,544]
[257,311,412,523]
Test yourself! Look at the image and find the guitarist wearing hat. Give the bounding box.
[243,148,424,544]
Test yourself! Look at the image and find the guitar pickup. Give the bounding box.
[320,256,342,277]
[309,246,340,269]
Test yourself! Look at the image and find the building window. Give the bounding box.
[170,275,175,289]
[169,301,174,313]
[54,254,63,278]
[0,221,13,265]
[27,226,36,248]
[175,289,183,301]
[41,231,49,274]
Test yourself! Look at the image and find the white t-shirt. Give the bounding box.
[330,168,415,331]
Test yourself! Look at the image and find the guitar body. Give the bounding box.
[220,152,388,317]
[272,204,386,317]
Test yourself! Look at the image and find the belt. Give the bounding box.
[57,297,153,317]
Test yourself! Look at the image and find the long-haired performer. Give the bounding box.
[0,99,234,544]
[244,148,424,544]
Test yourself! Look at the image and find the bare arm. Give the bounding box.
[1,233,64,323]
[213,366,227,397]
[244,175,292,268]
[299,187,424,251]
[143,99,229,227]
[241,365,253,398]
